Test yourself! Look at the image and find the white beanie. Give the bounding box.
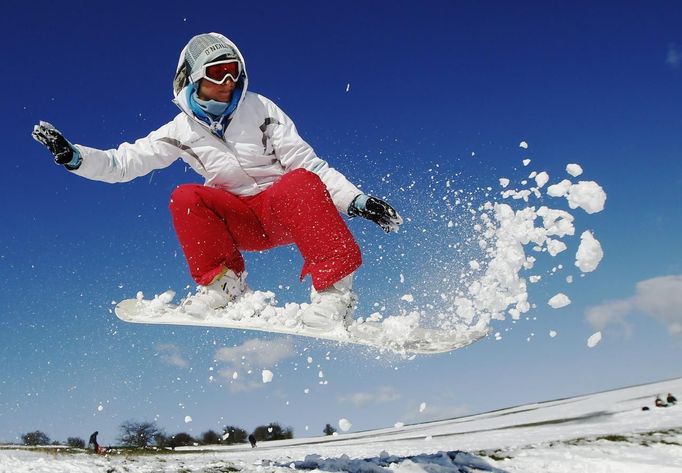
[185,33,239,76]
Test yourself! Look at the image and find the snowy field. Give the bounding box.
[2,377,680,472]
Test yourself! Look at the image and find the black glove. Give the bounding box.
[348,194,403,233]
[32,121,81,168]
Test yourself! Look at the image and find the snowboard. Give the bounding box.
[114,290,487,354]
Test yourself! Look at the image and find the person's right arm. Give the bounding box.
[32,120,182,183]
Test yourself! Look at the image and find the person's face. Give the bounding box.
[197,78,237,103]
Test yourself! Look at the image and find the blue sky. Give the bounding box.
[1,0,681,445]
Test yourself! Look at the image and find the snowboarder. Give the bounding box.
[667,393,677,405]
[248,433,257,448]
[32,33,402,331]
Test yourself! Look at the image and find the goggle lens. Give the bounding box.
[204,61,240,83]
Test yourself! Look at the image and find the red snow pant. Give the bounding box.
[169,169,362,291]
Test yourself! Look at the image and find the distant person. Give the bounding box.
[88,431,99,452]
[667,393,677,405]
[248,434,257,448]
[32,32,401,332]
[655,396,668,408]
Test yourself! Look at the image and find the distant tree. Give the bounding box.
[154,432,169,448]
[118,420,162,448]
[201,429,222,445]
[67,437,86,448]
[252,422,293,442]
[323,424,337,436]
[222,425,248,444]
[21,431,50,446]
[167,432,195,449]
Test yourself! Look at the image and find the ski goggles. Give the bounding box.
[190,59,241,85]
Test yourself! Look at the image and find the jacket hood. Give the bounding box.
[172,33,249,113]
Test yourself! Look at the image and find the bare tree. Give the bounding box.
[154,432,169,448]
[201,430,221,445]
[168,432,195,449]
[67,437,86,448]
[222,425,248,444]
[252,422,293,441]
[21,431,50,446]
[118,420,163,448]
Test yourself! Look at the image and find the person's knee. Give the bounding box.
[169,184,202,213]
[345,239,362,267]
[280,169,327,198]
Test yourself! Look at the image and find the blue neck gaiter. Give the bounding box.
[193,94,229,116]
[186,83,243,137]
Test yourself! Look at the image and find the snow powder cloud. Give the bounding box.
[586,275,682,336]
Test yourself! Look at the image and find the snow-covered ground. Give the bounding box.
[2,377,680,472]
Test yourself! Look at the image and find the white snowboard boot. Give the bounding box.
[182,269,247,316]
[301,273,356,330]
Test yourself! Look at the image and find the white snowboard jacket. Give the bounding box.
[71,34,362,214]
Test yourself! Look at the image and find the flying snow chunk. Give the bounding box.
[184,416,192,423]
[338,418,352,432]
[566,163,583,177]
[534,171,549,188]
[549,330,558,338]
[419,402,427,412]
[575,230,603,273]
[401,294,414,303]
[546,239,567,256]
[587,331,602,348]
[499,178,510,188]
[566,181,607,214]
[547,179,572,198]
[548,293,571,309]
[522,159,531,166]
[262,369,274,383]
[345,83,350,92]
[519,141,529,149]
[97,405,104,412]
[394,422,405,429]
